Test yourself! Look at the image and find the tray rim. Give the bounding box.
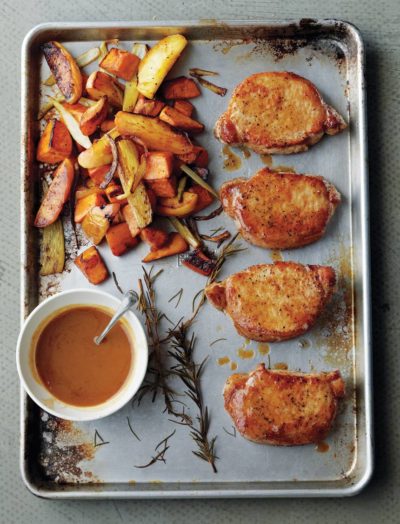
[19,18,373,499]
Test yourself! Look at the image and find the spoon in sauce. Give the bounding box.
[94,290,138,345]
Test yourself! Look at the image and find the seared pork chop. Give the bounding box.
[224,364,345,445]
[220,168,341,249]
[215,72,346,154]
[205,262,336,342]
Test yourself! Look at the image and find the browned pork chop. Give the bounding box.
[215,72,346,154]
[220,168,341,249]
[205,262,336,342]
[224,364,345,445]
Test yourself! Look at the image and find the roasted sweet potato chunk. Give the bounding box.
[144,152,174,180]
[36,119,72,164]
[134,95,165,117]
[34,158,75,228]
[74,246,108,284]
[74,193,106,223]
[161,77,201,99]
[86,71,123,108]
[173,99,194,117]
[140,226,169,250]
[100,48,140,81]
[142,232,188,262]
[106,222,139,256]
[41,41,83,104]
[115,112,194,155]
[159,106,204,134]
[81,203,120,244]
[79,96,108,136]
[145,177,177,198]
[188,184,214,213]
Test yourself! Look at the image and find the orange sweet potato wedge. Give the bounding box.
[36,119,73,164]
[74,246,109,284]
[161,77,201,99]
[144,152,174,180]
[140,226,169,250]
[142,232,188,262]
[134,95,165,117]
[41,41,83,104]
[106,222,139,256]
[100,48,140,81]
[80,96,109,136]
[74,193,106,223]
[34,158,75,227]
[173,99,194,117]
[188,184,214,214]
[159,106,204,134]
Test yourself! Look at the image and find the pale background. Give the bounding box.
[0,1,398,523]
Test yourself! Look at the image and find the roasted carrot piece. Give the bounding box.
[145,177,177,198]
[36,119,72,164]
[159,106,204,134]
[34,158,75,227]
[161,77,201,99]
[142,232,188,262]
[144,152,174,180]
[106,222,139,256]
[122,204,140,237]
[74,246,109,284]
[173,99,194,117]
[140,226,169,250]
[188,184,214,214]
[74,193,106,223]
[100,48,140,81]
[80,96,108,136]
[104,182,127,204]
[133,95,165,117]
[88,164,112,186]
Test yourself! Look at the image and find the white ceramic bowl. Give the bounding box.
[16,288,148,421]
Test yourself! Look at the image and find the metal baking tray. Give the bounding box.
[20,19,373,498]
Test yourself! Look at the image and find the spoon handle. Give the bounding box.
[94,290,138,345]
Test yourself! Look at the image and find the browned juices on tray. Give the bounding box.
[33,306,132,406]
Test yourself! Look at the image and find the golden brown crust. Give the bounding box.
[214,72,346,154]
[224,364,345,445]
[205,262,336,342]
[220,168,341,249]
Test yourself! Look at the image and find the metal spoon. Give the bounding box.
[94,290,139,346]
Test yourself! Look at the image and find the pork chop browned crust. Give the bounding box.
[215,72,347,154]
[224,364,345,445]
[205,262,336,342]
[220,168,341,249]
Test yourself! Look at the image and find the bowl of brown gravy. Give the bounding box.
[16,289,148,421]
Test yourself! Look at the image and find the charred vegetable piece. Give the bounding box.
[137,34,187,99]
[78,128,119,168]
[139,226,169,250]
[161,77,201,99]
[100,48,140,81]
[156,191,198,217]
[41,41,83,104]
[189,68,218,77]
[81,203,120,244]
[142,232,188,262]
[115,112,194,155]
[188,184,214,214]
[74,193,106,223]
[36,119,72,164]
[181,249,216,276]
[173,99,194,117]
[44,47,101,86]
[134,94,165,117]
[106,222,139,256]
[74,246,109,284]
[79,96,108,136]
[34,158,75,228]
[86,71,124,108]
[159,106,204,134]
[191,75,227,96]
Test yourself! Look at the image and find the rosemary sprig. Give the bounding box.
[134,430,176,469]
[168,324,218,473]
[136,266,176,411]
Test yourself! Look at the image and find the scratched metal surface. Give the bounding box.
[20,20,371,498]
[1,0,399,523]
